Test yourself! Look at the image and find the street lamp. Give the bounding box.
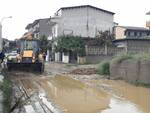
[0,16,12,52]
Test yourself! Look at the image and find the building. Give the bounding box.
[25,18,50,39]
[114,26,150,40]
[49,5,115,39]
[48,5,115,63]
[113,38,150,53]
[146,11,150,29]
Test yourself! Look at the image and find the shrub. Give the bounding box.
[97,61,110,75]
[1,78,12,113]
[111,53,133,64]
[133,53,150,60]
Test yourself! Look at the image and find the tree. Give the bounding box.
[55,35,85,56]
[39,35,49,52]
[96,30,114,55]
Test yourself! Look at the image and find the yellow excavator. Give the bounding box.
[7,33,44,73]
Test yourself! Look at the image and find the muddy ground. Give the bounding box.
[8,62,150,113]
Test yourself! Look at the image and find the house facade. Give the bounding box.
[114,26,150,40]
[25,18,51,39]
[113,38,150,54]
[48,5,115,63]
[49,5,115,38]
[114,26,150,48]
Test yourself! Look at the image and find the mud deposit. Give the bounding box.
[11,73,150,113]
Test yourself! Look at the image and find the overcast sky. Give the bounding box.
[0,0,150,40]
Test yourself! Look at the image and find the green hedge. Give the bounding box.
[97,61,110,75]
[111,53,133,64]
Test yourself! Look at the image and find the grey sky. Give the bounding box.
[0,0,150,40]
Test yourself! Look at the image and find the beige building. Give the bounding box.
[114,26,150,39]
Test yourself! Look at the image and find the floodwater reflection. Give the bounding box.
[39,75,150,113]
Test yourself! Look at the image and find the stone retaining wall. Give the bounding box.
[110,59,150,84]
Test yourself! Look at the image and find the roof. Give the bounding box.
[116,26,150,31]
[58,5,115,15]
[25,23,32,29]
[146,11,150,15]
[25,18,50,29]
[32,18,49,27]
[113,38,150,43]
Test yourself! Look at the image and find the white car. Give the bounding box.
[7,51,18,62]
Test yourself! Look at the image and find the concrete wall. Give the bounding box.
[57,7,114,37]
[39,19,51,37]
[62,53,69,63]
[110,59,150,84]
[86,55,113,64]
[55,52,60,62]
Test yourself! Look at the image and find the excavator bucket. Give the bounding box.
[7,62,44,73]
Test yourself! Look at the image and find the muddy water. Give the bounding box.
[37,75,150,113]
[99,80,150,113]
[41,75,110,113]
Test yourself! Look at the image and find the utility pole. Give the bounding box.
[0,16,12,52]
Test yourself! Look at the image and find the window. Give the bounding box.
[134,32,137,37]
[147,33,150,36]
[128,32,130,36]
[124,31,127,35]
[139,32,142,37]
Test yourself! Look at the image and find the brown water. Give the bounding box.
[40,75,110,113]
[38,75,150,113]
[99,80,150,113]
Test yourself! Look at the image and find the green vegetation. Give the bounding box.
[97,61,110,75]
[0,77,12,113]
[39,35,51,52]
[132,82,150,88]
[111,53,150,65]
[111,53,133,64]
[110,53,150,88]
[133,53,150,60]
[96,30,114,55]
[55,35,85,56]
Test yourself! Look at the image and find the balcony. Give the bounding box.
[33,27,40,33]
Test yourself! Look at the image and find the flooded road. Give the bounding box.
[12,73,150,113]
[98,79,150,113]
[39,75,110,113]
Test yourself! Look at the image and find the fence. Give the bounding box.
[86,46,125,56]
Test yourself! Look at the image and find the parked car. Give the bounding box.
[7,51,18,62]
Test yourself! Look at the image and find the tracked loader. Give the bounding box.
[7,33,44,73]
